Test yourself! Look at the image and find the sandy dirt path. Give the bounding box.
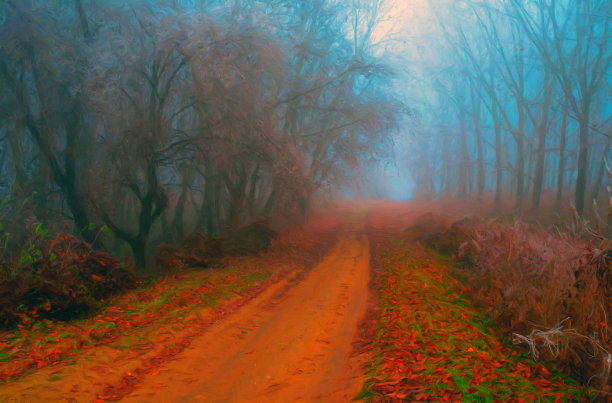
[121,221,371,402]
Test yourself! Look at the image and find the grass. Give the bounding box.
[360,238,588,401]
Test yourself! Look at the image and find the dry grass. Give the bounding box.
[365,197,612,395]
[457,219,612,394]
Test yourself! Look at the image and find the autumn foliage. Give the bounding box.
[395,203,612,394]
[455,221,612,392]
[0,1,401,272]
[362,224,582,401]
[0,233,138,329]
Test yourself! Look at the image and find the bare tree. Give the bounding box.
[0,1,98,241]
[511,0,612,215]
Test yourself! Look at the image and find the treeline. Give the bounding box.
[410,0,612,217]
[0,0,401,270]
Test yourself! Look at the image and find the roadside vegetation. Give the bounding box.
[362,222,585,401]
[365,200,611,399]
[455,219,612,395]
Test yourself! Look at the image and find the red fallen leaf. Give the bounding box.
[376,379,401,387]
[388,391,408,398]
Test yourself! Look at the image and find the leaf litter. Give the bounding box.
[361,239,587,402]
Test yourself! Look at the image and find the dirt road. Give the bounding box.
[120,222,371,402]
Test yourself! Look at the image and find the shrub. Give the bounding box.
[0,233,139,329]
[155,219,278,272]
[457,221,611,392]
[435,217,481,256]
[219,219,278,256]
[404,212,449,247]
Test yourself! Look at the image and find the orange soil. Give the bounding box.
[123,218,371,402]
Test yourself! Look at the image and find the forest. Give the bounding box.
[0,0,611,401]
[407,0,612,219]
[0,0,401,271]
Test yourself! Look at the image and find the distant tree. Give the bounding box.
[0,0,403,270]
[0,1,97,241]
[510,0,612,216]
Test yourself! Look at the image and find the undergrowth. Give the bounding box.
[361,236,586,401]
[456,220,612,395]
[0,229,138,329]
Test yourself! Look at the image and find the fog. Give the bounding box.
[380,0,612,217]
[1,0,611,269]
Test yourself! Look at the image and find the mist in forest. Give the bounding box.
[1,0,612,270]
[395,0,612,219]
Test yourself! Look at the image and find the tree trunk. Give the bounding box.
[531,128,547,210]
[224,168,248,228]
[172,169,192,241]
[24,108,96,243]
[458,126,469,197]
[590,141,610,204]
[531,127,546,210]
[515,132,525,211]
[531,69,552,210]
[133,237,146,272]
[247,163,260,217]
[470,86,485,198]
[514,104,525,211]
[442,134,451,196]
[197,173,216,235]
[160,210,170,241]
[474,123,484,198]
[494,117,503,204]
[525,139,534,197]
[555,101,569,211]
[74,0,92,41]
[575,113,590,217]
[264,185,277,217]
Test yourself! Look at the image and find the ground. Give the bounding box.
[123,217,370,402]
[0,203,587,402]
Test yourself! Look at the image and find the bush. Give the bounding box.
[219,219,278,256]
[404,212,449,247]
[182,232,223,260]
[405,213,481,258]
[154,238,216,272]
[434,217,481,256]
[0,233,139,329]
[456,221,611,391]
[155,219,278,272]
